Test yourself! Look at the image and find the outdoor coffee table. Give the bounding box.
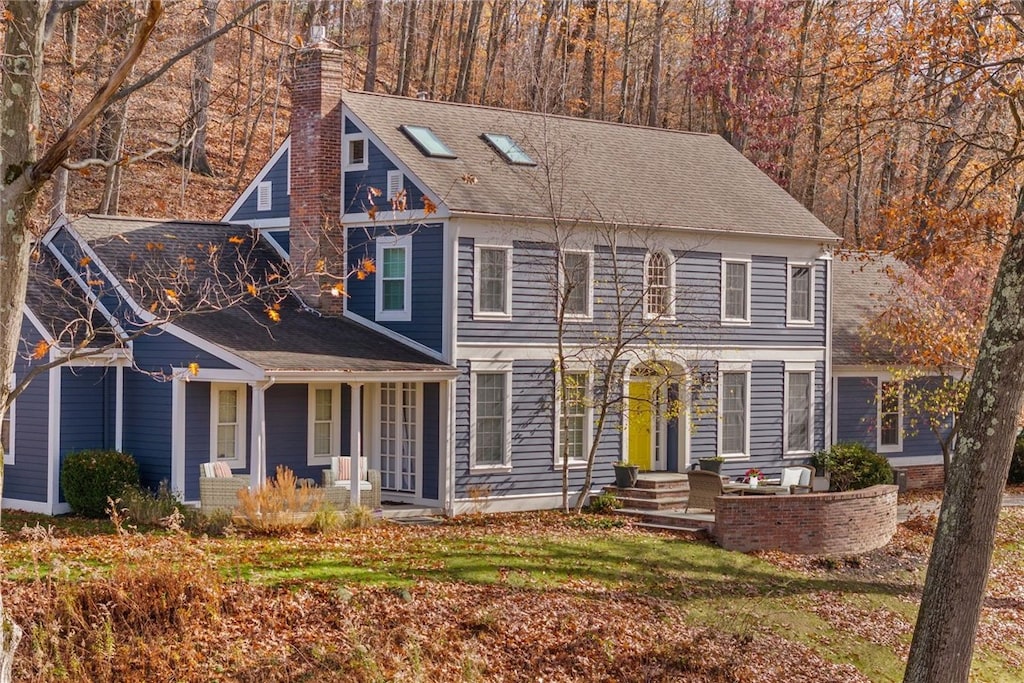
[723,484,789,495]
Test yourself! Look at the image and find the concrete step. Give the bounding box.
[615,507,714,532]
[604,484,690,500]
[633,521,711,535]
[612,495,690,511]
[632,474,691,491]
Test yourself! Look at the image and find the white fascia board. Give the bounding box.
[222,137,291,221]
[266,369,460,383]
[456,342,827,363]
[40,213,72,245]
[21,306,54,342]
[226,217,291,229]
[342,105,448,214]
[342,310,448,363]
[159,322,266,378]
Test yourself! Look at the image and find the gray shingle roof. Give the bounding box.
[25,248,115,349]
[832,252,909,366]
[344,91,839,241]
[62,215,452,374]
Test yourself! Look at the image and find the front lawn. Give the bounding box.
[2,506,1022,681]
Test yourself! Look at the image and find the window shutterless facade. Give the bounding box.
[722,259,750,323]
[470,363,512,470]
[561,250,592,318]
[719,367,750,457]
[878,380,902,452]
[556,371,590,465]
[788,262,813,324]
[474,245,512,317]
[375,234,413,321]
[344,135,368,170]
[308,384,339,465]
[785,371,813,454]
[644,251,674,318]
[211,383,246,467]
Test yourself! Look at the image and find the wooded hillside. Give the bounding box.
[40,0,1017,265]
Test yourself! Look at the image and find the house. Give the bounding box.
[831,254,950,489]
[9,41,948,516]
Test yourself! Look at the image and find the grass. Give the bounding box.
[3,505,1024,681]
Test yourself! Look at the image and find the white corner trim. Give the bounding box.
[171,377,185,495]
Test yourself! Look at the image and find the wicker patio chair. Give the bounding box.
[199,467,250,514]
[780,465,815,494]
[320,456,383,510]
[685,469,725,512]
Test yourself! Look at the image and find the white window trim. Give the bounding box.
[386,169,404,201]
[473,244,513,320]
[717,361,751,459]
[210,383,247,468]
[3,374,15,466]
[469,360,513,472]
[643,250,677,321]
[375,233,413,322]
[553,367,592,469]
[307,384,341,466]
[559,250,594,320]
[783,361,816,456]
[786,261,815,327]
[877,378,904,453]
[344,134,369,171]
[256,181,272,211]
[721,257,752,325]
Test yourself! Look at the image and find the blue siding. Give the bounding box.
[346,223,444,352]
[60,369,116,500]
[226,147,291,222]
[457,239,828,348]
[4,319,51,503]
[835,375,946,462]
[184,382,211,500]
[264,229,290,256]
[133,330,239,374]
[422,382,441,501]
[265,383,322,483]
[454,361,621,498]
[343,117,428,214]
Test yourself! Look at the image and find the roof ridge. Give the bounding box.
[342,89,718,139]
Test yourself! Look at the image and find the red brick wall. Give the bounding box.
[899,465,945,490]
[289,45,344,314]
[714,485,898,555]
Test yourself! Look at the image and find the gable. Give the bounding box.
[223,138,291,226]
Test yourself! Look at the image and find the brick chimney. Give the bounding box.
[289,42,344,314]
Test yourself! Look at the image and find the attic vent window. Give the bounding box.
[257,181,272,211]
[399,125,456,158]
[482,133,535,166]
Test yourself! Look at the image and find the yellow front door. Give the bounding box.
[627,381,653,470]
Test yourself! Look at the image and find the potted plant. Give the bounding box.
[698,456,725,474]
[612,460,640,488]
[745,468,763,488]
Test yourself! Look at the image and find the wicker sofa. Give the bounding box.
[199,466,250,514]
[320,456,382,510]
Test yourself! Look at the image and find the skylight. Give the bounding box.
[482,133,535,166]
[399,125,457,158]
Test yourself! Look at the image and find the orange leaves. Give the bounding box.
[188,362,200,377]
[31,340,49,360]
[246,283,258,297]
[423,196,437,216]
[164,289,179,304]
[361,259,376,274]
[228,235,246,245]
[78,256,91,267]
[367,205,378,220]
[146,242,164,251]
[265,303,281,322]
[328,284,344,297]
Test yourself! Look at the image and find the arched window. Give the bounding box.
[645,252,672,317]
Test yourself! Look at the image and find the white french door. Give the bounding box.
[379,382,420,493]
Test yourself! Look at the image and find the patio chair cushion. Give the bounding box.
[780,466,814,494]
[330,456,369,482]
[202,462,235,478]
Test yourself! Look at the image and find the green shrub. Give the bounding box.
[120,481,186,526]
[586,491,623,513]
[1008,432,1024,484]
[61,449,140,518]
[813,442,893,492]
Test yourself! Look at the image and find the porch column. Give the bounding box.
[349,383,363,508]
[250,383,268,489]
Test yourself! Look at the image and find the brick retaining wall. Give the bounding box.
[714,485,898,555]
[898,465,945,490]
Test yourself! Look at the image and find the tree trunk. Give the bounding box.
[580,0,597,117]
[50,5,79,223]
[453,0,482,102]
[531,0,555,110]
[904,192,1024,682]
[177,0,219,176]
[646,1,667,127]
[395,0,416,96]
[363,0,381,92]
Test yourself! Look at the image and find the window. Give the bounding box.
[556,371,590,465]
[256,182,272,211]
[719,368,749,457]
[788,263,813,324]
[380,382,419,492]
[785,370,813,453]
[879,380,902,452]
[211,384,246,467]
[375,234,413,321]
[561,251,592,318]
[722,259,750,323]
[645,251,674,318]
[2,382,14,466]
[308,385,339,464]
[481,133,536,165]
[399,124,457,158]
[474,245,511,317]
[387,170,404,201]
[471,364,512,469]
[345,135,368,170]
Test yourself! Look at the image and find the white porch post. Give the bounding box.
[250,383,267,489]
[171,377,186,496]
[349,383,363,508]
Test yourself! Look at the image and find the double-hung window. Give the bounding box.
[788,262,813,325]
[556,370,590,466]
[785,365,814,454]
[308,385,339,465]
[719,364,750,457]
[474,245,511,317]
[561,251,592,318]
[878,380,902,452]
[376,234,413,321]
[722,259,750,323]
[644,251,674,318]
[471,362,512,469]
[211,383,246,467]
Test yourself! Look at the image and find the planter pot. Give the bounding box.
[698,458,723,474]
[613,464,640,489]
[748,476,759,488]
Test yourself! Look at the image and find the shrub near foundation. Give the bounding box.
[812,442,893,492]
[60,449,140,517]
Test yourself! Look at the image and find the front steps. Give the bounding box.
[604,472,715,534]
